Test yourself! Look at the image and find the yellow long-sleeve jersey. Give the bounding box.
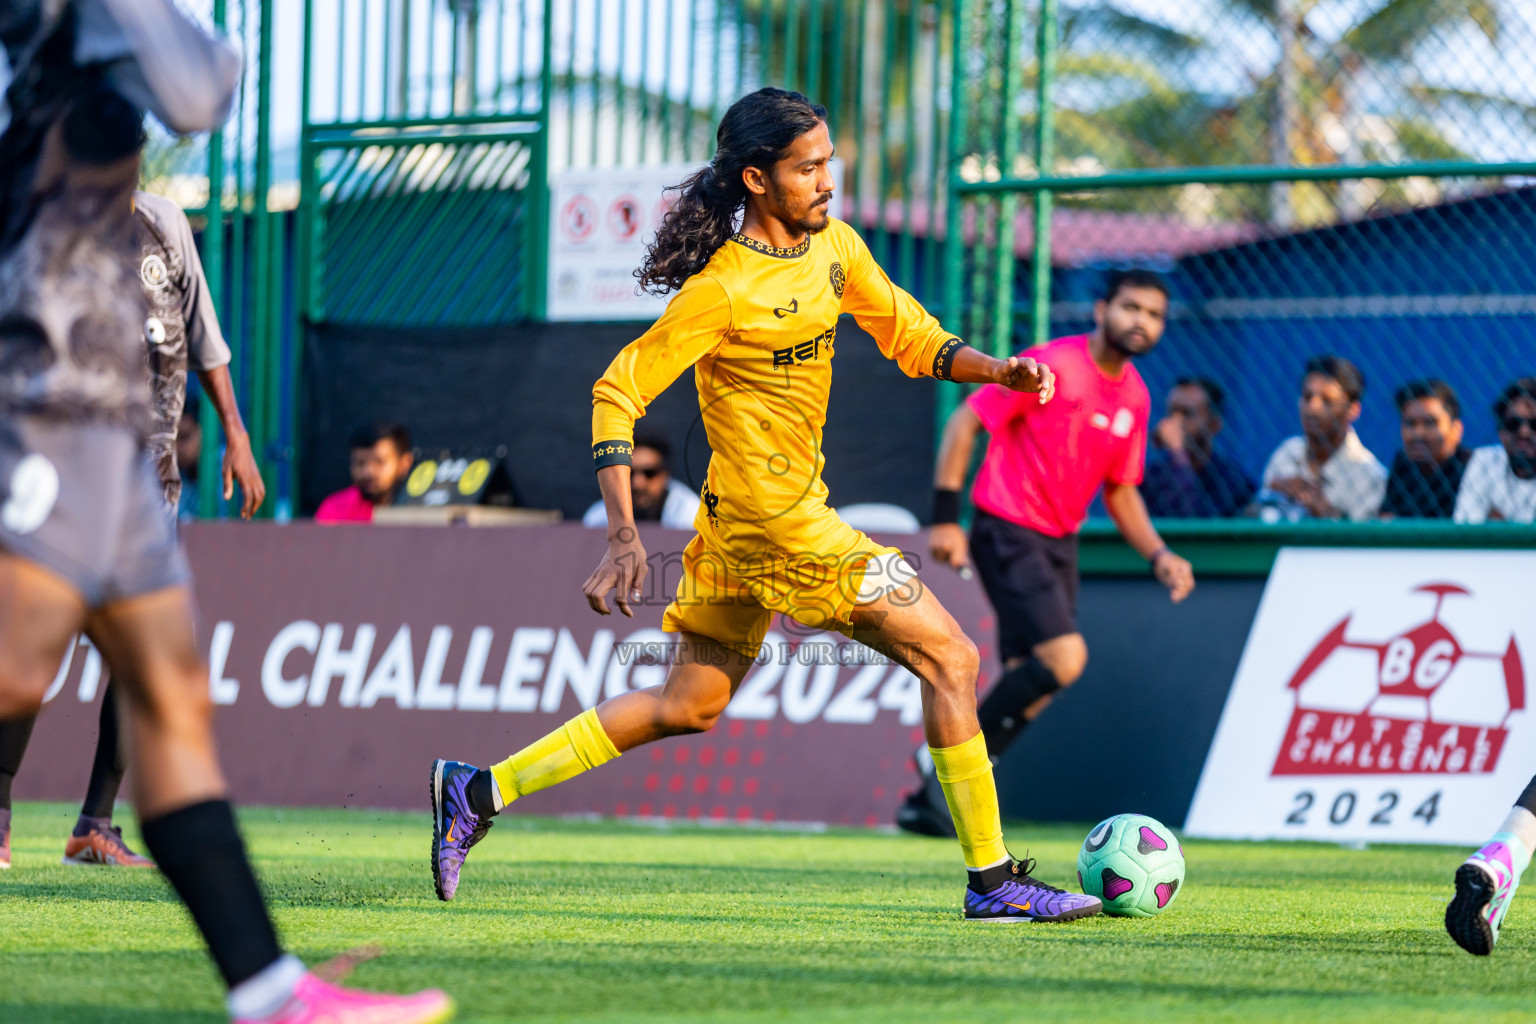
[592,217,960,560]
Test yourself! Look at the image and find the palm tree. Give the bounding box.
[1037,0,1525,227]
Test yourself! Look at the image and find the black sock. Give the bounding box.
[976,658,1062,758]
[139,800,284,989]
[0,712,39,811]
[468,769,497,819]
[967,860,1014,894]
[1518,775,1536,816]
[79,683,126,823]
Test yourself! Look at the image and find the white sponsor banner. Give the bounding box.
[546,162,843,322]
[1186,548,1534,846]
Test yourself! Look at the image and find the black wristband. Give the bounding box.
[932,489,962,525]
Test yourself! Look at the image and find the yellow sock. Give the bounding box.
[489,708,621,805]
[929,732,1008,870]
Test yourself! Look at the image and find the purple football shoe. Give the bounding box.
[964,857,1103,922]
[430,759,493,901]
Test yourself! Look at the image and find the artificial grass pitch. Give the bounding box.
[0,802,1530,1023]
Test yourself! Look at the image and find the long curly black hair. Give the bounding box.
[635,87,827,295]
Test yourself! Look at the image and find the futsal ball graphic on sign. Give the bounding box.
[1271,583,1524,778]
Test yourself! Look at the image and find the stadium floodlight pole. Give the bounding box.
[1030,0,1058,350]
[198,0,230,520]
[959,159,1536,194]
[937,0,972,451]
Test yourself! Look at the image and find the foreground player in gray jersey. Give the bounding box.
[0,190,264,870]
[0,3,451,1021]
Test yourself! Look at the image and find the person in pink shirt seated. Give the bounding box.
[898,270,1197,837]
[315,421,415,523]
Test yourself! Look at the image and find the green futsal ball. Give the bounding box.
[1077,813,1186,918]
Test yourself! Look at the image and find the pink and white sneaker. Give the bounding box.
[1446,839,1523,956]
[233,973,454,1024]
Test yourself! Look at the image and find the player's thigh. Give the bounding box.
[658,631,758,722]
[0,551,87,714]
[843,574,977,687]
[85,585,207,721]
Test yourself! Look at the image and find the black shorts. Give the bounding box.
[969,509,1079,663]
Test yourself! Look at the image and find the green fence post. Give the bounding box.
[989,0,1022,358]
[251,0,277,516]
[290,0,317,518]
[898,0,918,292]
[937,0,971,453]
[196,0,229,519]
[529,0,554,320]
[1030,0,1058,349]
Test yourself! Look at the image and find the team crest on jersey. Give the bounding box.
[829,261,845,298]
[140,254,169,290]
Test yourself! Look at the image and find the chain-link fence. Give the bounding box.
[952,0,1536,526]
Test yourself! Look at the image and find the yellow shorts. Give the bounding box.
[660,527,912,658]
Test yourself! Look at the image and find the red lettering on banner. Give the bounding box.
[1268,582,1523,779]
[1272,708,1506,775]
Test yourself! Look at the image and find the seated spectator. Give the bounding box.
[1454,377,1536,524]
[583,428,699,529]
[1259,355,1386,522]
[315,420,414,523]
[1381,379,1470,519]
[1142,376,1254,517]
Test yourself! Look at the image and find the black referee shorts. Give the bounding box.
[968,509,1079,663]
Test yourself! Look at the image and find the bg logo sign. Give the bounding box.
[1272,583,1524,777]
[1186,548,1536,845]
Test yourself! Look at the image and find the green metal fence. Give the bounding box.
[297,1,958,314]
[944,0,1536,540]
[168,0,1536,537]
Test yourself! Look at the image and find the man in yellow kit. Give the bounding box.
[429,88,1103,922]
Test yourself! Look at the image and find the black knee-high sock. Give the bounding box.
[467,768,497,819]
[139,800,284,989]
[79,683,126,822]
[975,658,1063,759]
[0,712,39,811]
[1518,775,1536,816]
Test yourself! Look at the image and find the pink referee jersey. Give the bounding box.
[966,334,1151,538]
[314,486,376,523]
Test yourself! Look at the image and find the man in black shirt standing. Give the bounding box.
[1381,379,1470,519]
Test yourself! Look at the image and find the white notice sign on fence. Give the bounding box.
[546,162,842,322]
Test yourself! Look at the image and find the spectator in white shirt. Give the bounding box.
[583,428,700,530]
[1260,355,1387,522]
[1454,377,1536,524]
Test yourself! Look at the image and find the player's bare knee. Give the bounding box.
[0,658,56,718]
[657,698,723,736]
[1041,636,1087,687]
[0,680,46,720]
[135,666,215,732]
[922,630,979,696]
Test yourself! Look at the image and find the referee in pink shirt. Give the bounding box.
[898,269,1196,836]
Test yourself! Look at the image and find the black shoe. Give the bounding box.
[895,783,957,838]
